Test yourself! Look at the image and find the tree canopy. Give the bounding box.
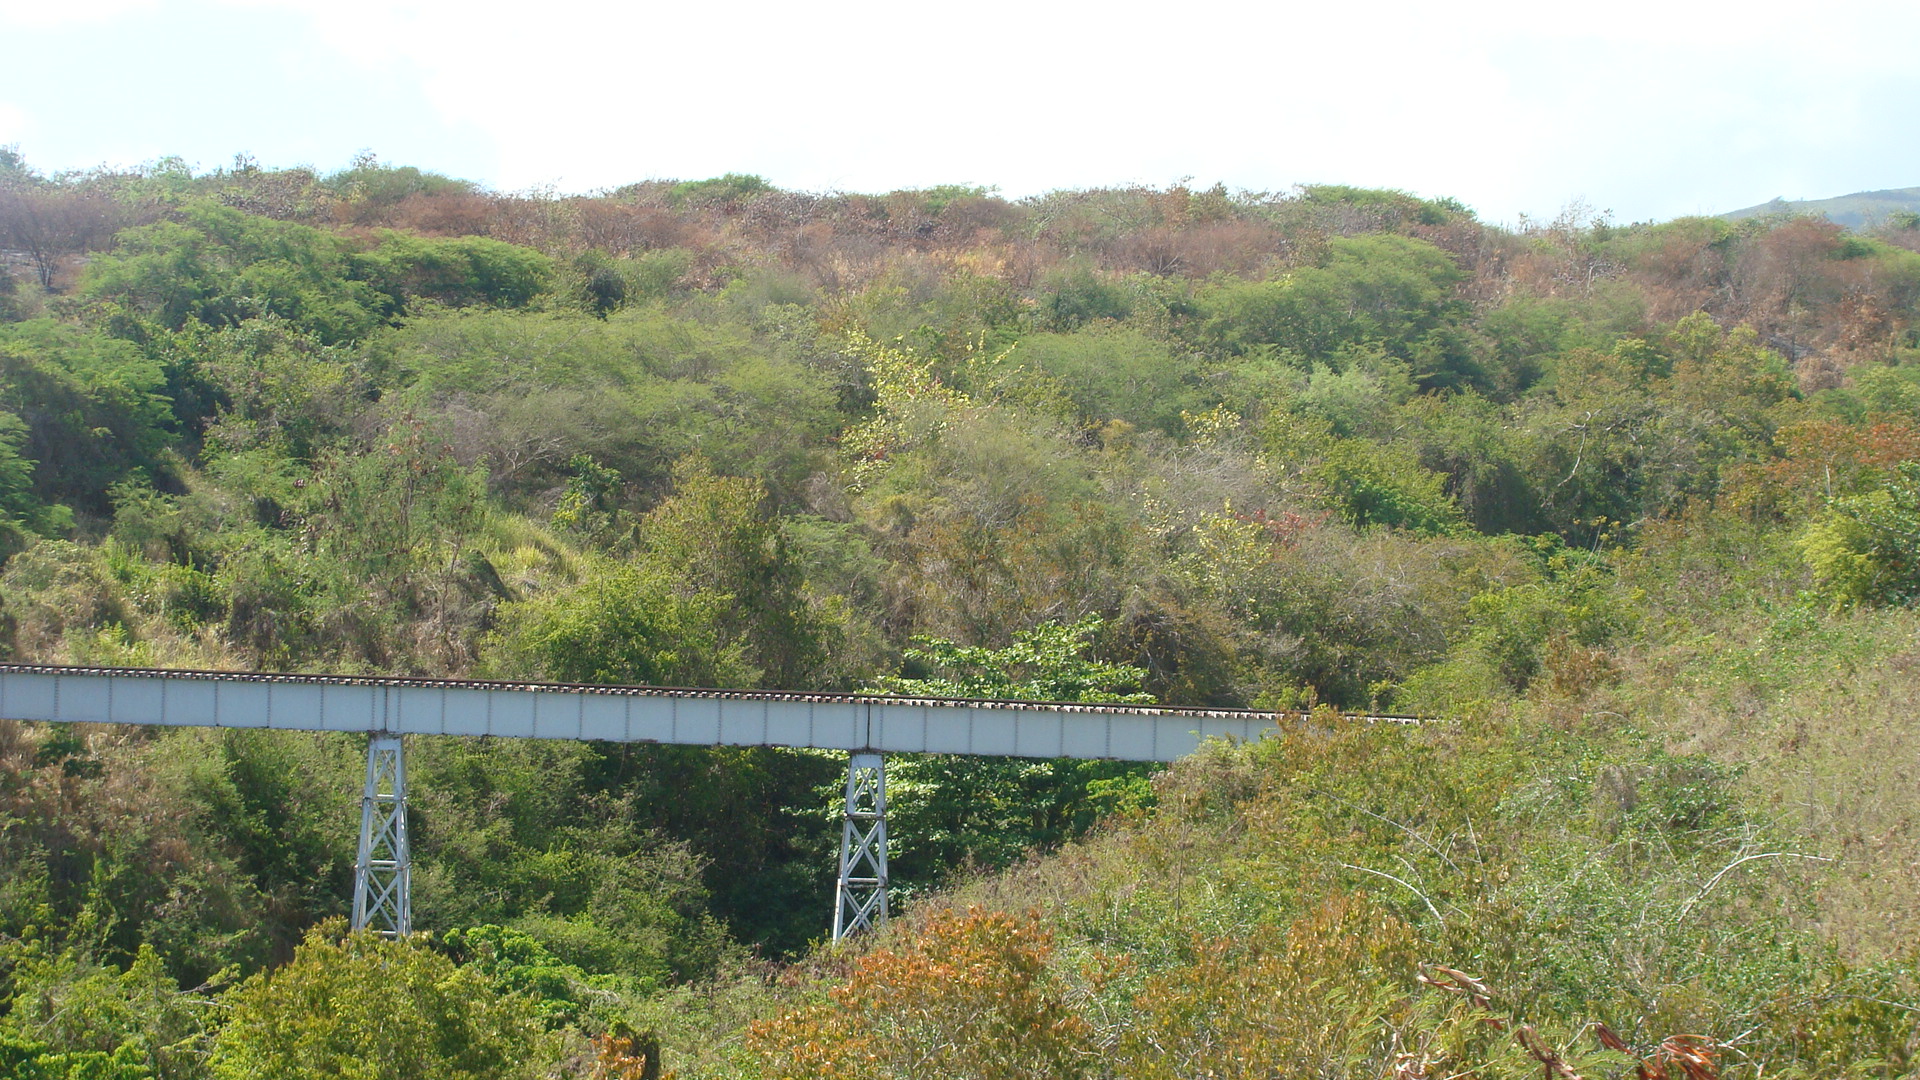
[3,152,1920,1077]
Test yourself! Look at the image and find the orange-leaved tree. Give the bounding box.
[748,907,1095,1080]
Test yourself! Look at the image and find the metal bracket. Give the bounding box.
[351,733,411,935]
[832,752,888,941]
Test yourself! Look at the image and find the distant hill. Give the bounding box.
[1723,186,1920,229]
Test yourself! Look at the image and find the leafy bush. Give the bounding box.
[208,923,550,1080]
[0,320,174,519]
[434,924,610,1028]
[749,907,1095,1079]
[0,943,206,1080]
[82,205,383,345]
[351,231,552,314]
[1799,461,1920,607]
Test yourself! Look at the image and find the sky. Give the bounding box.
[1,0,1917,227]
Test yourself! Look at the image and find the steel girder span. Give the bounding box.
[0,664,1291,940]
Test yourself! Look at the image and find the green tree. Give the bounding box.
[0,943,206,1080]
[81,204,384,345]
[868,619,1159,887]
[1310,437,1466,536]
[1516,316,1794,543]
[668,173,774,206]
[350,232,551,315]
[638,459,828,689]
[81,203,551,349]
[871,617,1154,704]
[208,923,549,1080]
[190,317,360,463]
[1036,264,1134,331]
[481,560,745,687]
[0,320,174,519]
[1005,326,1199,435]
[1196,234,1474,388]
[433,925,607,1029]
[367,306,837,503]
[1799,460,1920,607]
[0,410,39,552]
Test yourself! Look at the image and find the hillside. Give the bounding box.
[1724,185,1920,229]
[1,153,1919,1077]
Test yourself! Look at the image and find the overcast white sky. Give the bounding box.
[2,0,1916,226]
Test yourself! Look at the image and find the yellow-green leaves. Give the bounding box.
[209,924,548,1080]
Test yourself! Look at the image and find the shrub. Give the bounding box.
[209,922,550,1080]
[1799,461,1920,607]
[748,907,1095,1079]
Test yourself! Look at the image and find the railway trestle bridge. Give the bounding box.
[0,664,1384,940]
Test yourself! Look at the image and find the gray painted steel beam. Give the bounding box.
[351,734,411,936]
[0,664,1313,762]
[832,752,888,941]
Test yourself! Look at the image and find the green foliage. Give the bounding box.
[488,460,831,689]
[1399,540,1632,710]
[483,560,743,687]
[1311,435,1466,535]
[0,1039,154,1080]
[1004,326,1198,435]
[434,924,611,1028]
[321,158,474,214]
[1390,391,1545,535]
[369,736,742,977]
[895,184,998,215]
[300,417,487,581]
[1195,235,1469,375]
[1169,506,1498,707]
[1800,460,1920,607]
[350,231,551,314]
[0,321,174,519]
[0,263,28,323]
[872,617,1153,704]
[570,249,638,320]
[367,306,837,501]
[1036,264,1135,331]
[639,460,830,688]
[869,620,1159,887]
[551,453,627,543]
[14,155,1920,1079]
[190,317,360,462]
[1496,316,1796,544]
[1288,346,1418,438]
[0,410,39,549]
[668,173,774,206]
[0,942,207,1080]
[1,540,133,657]
[81,203,551,348]
[81,205,383,345]
[208,923,549,1080]
[158,729,357,970]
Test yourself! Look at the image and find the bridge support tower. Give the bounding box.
[832,752,888,941]
[351,733,412,935]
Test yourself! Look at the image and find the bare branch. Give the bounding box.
[1342,862,1443,923]
[1678,851,1833,920]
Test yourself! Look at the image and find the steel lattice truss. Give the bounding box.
[351,734,411,936]
[833,753,889,941]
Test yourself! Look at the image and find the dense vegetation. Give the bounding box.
[2,147,1918,1077]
